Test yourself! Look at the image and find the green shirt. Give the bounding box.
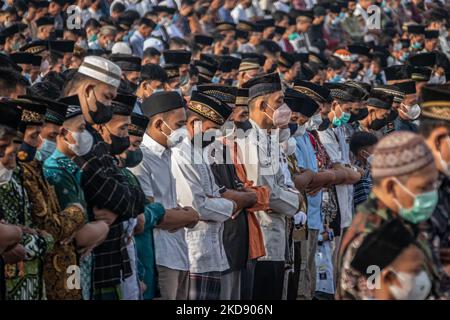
[121,168,165,300]
[43,149,92,300]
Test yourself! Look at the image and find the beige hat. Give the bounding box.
[239,58,260,73]
[78,55,122,88]
[371,131,434,179]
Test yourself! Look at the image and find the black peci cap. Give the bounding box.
[189,91,232,126]
[284,88,319,117]
[111,93,137,116]
[129,112,149,137]
[141,91,185,118]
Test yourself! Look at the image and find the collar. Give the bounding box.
[142,133,167,158]
[52,149,67,160]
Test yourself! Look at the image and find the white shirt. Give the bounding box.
[236,120,299,261]
[317,127,354,229]
[129,134,189,271]
[231,2,263,23]
[171,137,234,273]
[273,1,290,13]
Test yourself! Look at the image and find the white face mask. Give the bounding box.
[393,42,403,51]
[282,137,297,156]
[278,127,291,143]
[221,120,235,137]
[66,129,94,156]
[162,122,188,148]
[306,114,323,131]
[292,124,306,137]
[400,103,421,120]
[0,161,13,186]
[428,73,446,85]
[388,269,431,300]
[105,40,114,51]
[438,136,450,176]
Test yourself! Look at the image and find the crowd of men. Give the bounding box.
[0,0,449,301]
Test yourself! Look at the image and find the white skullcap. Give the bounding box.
[143,38,165,53]
[78,55,122,88]
[112,42,132,55]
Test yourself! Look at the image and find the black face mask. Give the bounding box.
[267,63,277,74]
[128,80,138,93]
[223,78,234,86]
[17,141,37,163]
[387,109,399,122]
[234,119,253,132]
[48,31,57,40]
[106,127,130,155]
[86,88,113,125]
[318,117,331,131]
[348,71,359,79]
[369,117,387,131]
[124,148,143,168]
[349,108,369,123]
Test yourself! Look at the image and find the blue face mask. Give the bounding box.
[412,42,422,50]
[332,105,351,127]
[400,51,409,62]
[123,30,134,42]
[330,74,343,83]
[36,139,56,162]
[211,76,220,83]
[392,178,439,224]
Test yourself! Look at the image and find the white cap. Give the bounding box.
[112,42,132,55]
[78,55,122,88]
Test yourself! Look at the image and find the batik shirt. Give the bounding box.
[337,193,440,300]
[44,150,92,300]
[0,169,53,300]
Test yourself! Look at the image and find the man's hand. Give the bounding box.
[182,206,200,228]
[134,213,146,235]
[294,169,315,191]
[20,226,38,235]
[93,206,118,225]
[75,221,110,257]
[157,206,199,231]
[209,0,224,12]
[0,223,22,254]
[2,244,26,264]
[222,189,257,214]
